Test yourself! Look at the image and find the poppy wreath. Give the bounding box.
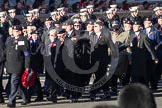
[22,69,36,88]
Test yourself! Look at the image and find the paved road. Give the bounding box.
[0,75,162,108]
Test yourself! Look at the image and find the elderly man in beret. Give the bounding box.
[6,25,30,107]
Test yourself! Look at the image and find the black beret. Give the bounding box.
[54,20,61,24]
[27,22,34,26]
[57,29,66,34]
[45,17,53,21]
[144,17,152,22]
[86,19,94,25]
[122,17,130,21]
[12,25,22,31]
[31,30,39,35]
[112,25,120,32]
[125,20,133,25]
[133,20,141,25]
[112,20,120,25]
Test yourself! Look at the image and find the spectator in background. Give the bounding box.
[8,0,16,7]
[48,0,57,12]
[59,0,68,8]
[95,0,108,12]
[15,1,25,15]
[72,2,80,13]
[118,83,157,108]
[122,0,129,11]
[80,0,87,8]
[142,1,150,10]
[1,1,9,11]
[109,0,116,5]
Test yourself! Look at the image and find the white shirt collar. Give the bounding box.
[96,32,101,37]
[135,31,140,36]
[68,30,73,37]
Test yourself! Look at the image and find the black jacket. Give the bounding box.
[5,36,30,74]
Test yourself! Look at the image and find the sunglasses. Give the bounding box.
[49,34,55,36]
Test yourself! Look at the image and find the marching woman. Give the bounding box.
[27,30,44,101]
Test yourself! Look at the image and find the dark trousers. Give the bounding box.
[131,76,147,86]
[146,60,158,89]
[9,73,29,105]
[28,77,43,99]
[0,64,4,99]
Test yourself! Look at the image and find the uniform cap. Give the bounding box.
[86,5,94,9]
[32,8,39,12]
[8,8,16,13]
[57,7,65,11]
[129,6,138,12]
[50,11,57,16]
[80,12,87,16]
[0,11,6,17]
[106,10,113,14]
[80,8,87,12]
[25,13,32,17]
[110,4,117,8]
[28,10,34,14]
[153,7,161,11]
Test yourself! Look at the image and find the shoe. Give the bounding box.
[0,98,5,103]
[70,98,78,103]
[100,91,111,100]
[90,94,96,101]
[47,96,57,103]
[7,103,15,108]
[21,100,30,105]
[35,97,43,102]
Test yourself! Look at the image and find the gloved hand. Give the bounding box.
[26,68,31,73]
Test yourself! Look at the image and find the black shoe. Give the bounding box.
[47,96,57,103]
[7,103,15,108]
[21,100,30,105]
[35,97,43,102]
[70,98,78,103]
[101,91,111,100]
[90,94,96,101]
[0,98,5,103]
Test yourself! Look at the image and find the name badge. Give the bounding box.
[18,41,25,45]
